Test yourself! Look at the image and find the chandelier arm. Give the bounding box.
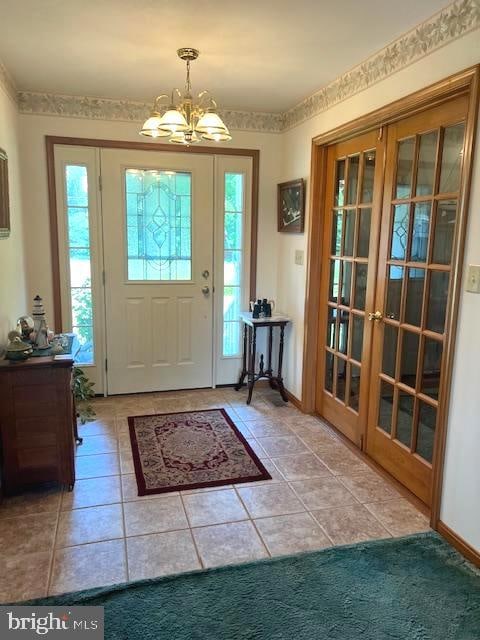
[152,94,170,112]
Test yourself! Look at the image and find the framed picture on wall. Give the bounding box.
[0,148,10,239]
[277,178,305,233]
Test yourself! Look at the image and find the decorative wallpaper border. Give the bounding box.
[0,62,17,102]
[5,0,480,133]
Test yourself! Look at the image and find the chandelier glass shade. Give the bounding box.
[140,48,231,145]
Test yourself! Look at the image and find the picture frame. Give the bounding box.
[0,148,10,239]
[277,178,305,233]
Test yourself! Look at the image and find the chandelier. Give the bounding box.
[139,48,231,145]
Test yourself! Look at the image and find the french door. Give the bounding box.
[316,94,469,505]
[101,149,214,394]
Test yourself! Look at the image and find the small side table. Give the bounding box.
[235,312,291,405]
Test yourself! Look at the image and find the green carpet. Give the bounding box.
[26,532,479,639]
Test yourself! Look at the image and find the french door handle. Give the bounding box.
[201,286,210,295]
[368,310,383,322]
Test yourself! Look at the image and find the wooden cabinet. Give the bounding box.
[0,356,75,494]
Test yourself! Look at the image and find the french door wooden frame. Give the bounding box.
[46,137,260,333]
[302,66,480,527]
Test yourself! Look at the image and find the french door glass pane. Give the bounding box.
[341,262,352,306]
[404,268,425,327]
[421,338,442,400]
[395,138,415,199]
[326,307,337,349]
[378,380,394,434]
[335,159,345,206]
[361,151,376,203]
[125,169,192,281]
[357,209,371,258]
[351,315,364,362]
[416,131,438,196]
[385,266,403,320]
[343,211,355,255]
[325,352,334,393]
[395,391,414,447]
[353,263,368,310]
[329,260,340,302]
[335,357,346,401]
[347,156,360,205]
[338,311,349,355]
[439,123,465,193]
[433,200,456,264]
[400,331,419,389]
[348,364,361,412]
[410,203,431,262]
[382,324,398,379]
[331,211,343,255]
[426,271,450,333]
[416,402,437,463]
[390,204,409,260]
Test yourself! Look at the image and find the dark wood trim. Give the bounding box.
[302,66,480,527]
[430,66,480,527]
[284,388,302,411]
[437,520,480,568]
[46,136,260,329]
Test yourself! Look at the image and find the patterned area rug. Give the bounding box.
[128,408,271,495]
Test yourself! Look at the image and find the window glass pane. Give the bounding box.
[326,307,337,350]
[390,205,409,260]
[353,263,368,311]
[385,266,403,321]
[340,262,352,306]
[347,155,359,205]
[404,268,425,327]
[325,352,334,393]
[416,131,438,196]
[223,286,241,321]
[343,210,355,256]
[66,165,94,365]
[329,260,340,303]
[223,322,241,357]
[338,311,349,355]
[426,271,450,334]
[335,159,345,206]
[439,123,465,193]
[361,151,375,203]
[351,315,364,362]
[382,324,398,379]
[357,208,371,258]
[378,380,394,434]
[395,138,415,199]
[348,364,361,412]
[396,392,414,448]
[331,210,343,255]
[224,213,242,250]
[410,203,431,262]
[416,402,437,463]
[400,331,419,389]
[433,200,456,264]
[224,250,241,286]
[225,173,244,211]
[421,338,442,401]
[125,169,192,281]
[335,357,346,402]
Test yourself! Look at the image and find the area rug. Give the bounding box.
[128,408,271,495]
[24,533,480,639]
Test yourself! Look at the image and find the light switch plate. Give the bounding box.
[466,265,480,293]
[295,249,304,266]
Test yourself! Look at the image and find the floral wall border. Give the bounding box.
[3,0,480,133]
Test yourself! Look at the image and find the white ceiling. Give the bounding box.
[0,0,450,112]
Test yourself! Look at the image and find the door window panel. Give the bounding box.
[338,311,349,355]
[390,205,409,260]
[378,380,394,434]
[353,263,368,310]
[395,391,414,448]
[347,155,360,205]
[426,271,450,334]
[351,315,364,363]
[421,338,442,400]
[65,165,94,364]
[335,357,347,402]
[395,138,415,199]
[416,402,437,463]
[432,200,456,264]
[400,331,419,389]
[404,268,425,327]
[410,203,431,262]
[326,306,337,350]
[329,260,340,302]
[335,159,345,206]
[385,266,403,320]
[325,352,334,393]
[343,210,355,256]
[125,169,192,281]
[415,131,438,196]
[340,262,352,306]
[331,210,343,255]
[361,151,376,203]
[439,123,465,193]
[348,364,361,412]
[382,324,398,379]
[357,208,371,258]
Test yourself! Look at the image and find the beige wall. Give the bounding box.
[276,29,480,551]
[18,117,282,328]
[0,83,27,351]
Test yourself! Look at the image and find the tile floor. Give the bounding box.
[0,387,430,602]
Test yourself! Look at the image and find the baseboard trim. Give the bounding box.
[284,388,303,411]
[437,520,480,567]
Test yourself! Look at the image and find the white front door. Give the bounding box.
[101,149,214,394]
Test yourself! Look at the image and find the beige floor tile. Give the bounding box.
[115,418,130,437]
[234,458,284,487]
[245,438,267,457]
[231,421,253,438]
[120,474,168,502]
[311,504,391,545]
[364,499,430,536]
[0,551,51,602]
[237,483,305,518]
[124,496,188,536]
[0,512,57,554]
[127,530,201,580]
[56,504,124,547]
[272,453,331,481]
[256,436,309,457]
[49,539,127,596]
[314,445,371,476]
[231,403,273,421]
[75,453,120,479]
[76,433,118,456]
[77,417,117,438]
[290,476,358,510]
[119,449,135,474]
[117,431,133,450]
[193,521,268,568]
[90,401,117,418]
[338,472,400,503]
[245,420,293,438]
[0,486,62,519]
[62,476,121,510]
[255,512,331,556]
[182,489,248,527]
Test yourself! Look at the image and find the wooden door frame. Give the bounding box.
[46,136,260,332]
[302,66,480,528]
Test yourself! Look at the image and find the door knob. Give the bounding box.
[368,310,383,322]
[201,286,210,295]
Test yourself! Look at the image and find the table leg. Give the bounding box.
[235,323,248,391]
[267,326,273,385]
[277,324,288,402]
[247,325,256,405]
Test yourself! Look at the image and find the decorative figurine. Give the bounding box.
[31,294,50,349]
[5,331,33,361]
[16,315,34,340]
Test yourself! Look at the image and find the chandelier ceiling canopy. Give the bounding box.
[140,48,231,145]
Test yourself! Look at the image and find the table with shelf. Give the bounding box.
[235,312,291,405]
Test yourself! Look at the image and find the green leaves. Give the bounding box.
[73,366,96,424]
